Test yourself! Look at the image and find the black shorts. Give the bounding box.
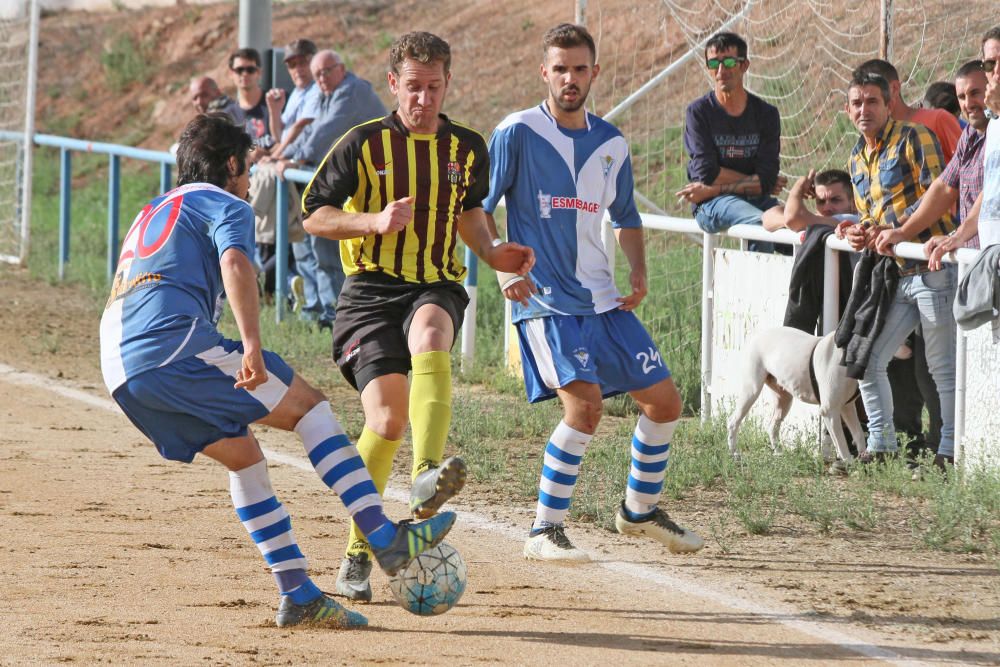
[331,272,470,391]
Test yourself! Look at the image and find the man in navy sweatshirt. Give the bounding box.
[677,32,786,249]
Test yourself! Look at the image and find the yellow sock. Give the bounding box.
[409,350,452,481]
[345,426,401,557]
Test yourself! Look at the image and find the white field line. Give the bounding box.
[0,362,926,667]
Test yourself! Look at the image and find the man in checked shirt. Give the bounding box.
[837,69,958,468]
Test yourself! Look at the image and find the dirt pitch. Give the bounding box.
[1,264,998,666]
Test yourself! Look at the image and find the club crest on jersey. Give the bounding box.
[600,154,615,179]
[447,161,462,184]
[572,347,590,368]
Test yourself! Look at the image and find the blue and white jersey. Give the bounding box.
[100,183,256,393]
[484,103,641,323]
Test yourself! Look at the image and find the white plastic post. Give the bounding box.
[700,232,716,423]
[18,0,39,265]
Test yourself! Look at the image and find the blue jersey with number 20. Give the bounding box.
[100,183,255,393]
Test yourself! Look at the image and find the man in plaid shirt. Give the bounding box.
[838,69,958,469]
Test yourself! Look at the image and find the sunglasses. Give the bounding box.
[984,59,997,73]
[706,56,746,70]
[231,66,259,75]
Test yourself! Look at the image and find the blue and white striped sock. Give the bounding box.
[531,421,592,532]
[624,416,677,517]
[230,460,316,601]
[295,401,394,548]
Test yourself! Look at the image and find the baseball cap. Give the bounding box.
[283,39,317,63]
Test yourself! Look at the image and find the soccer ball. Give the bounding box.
[388,542,467,616]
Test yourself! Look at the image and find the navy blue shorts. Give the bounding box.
[516,309,671,403]
[113,339,295,463]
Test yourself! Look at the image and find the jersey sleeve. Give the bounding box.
[212,199,255,260]
[609,150,642,229]
[461,134,490,210]
[301,127,362,216]
[483,122,517,215]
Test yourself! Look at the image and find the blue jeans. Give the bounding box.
[292,237,320,318]
[859,266,957,456]
[312,235,346,323]
[695,194,781,253]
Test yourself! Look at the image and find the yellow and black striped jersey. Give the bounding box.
[302,112,489,284]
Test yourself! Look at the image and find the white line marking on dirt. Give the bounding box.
[1,363,927,666]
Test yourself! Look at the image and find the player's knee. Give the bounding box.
[409,329,451,354]
[567,399,603,433]
[366,407,408,441]
[644,387,682,423]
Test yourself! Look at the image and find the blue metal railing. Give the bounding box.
[2,132,482,330]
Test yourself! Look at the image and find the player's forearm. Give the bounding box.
[302,205,378,240]
[457,208,497,261]
[220,249,263,352]
[615,227,647,275]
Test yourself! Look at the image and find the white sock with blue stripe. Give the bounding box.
[624,415,677,517]
[229,459,320,604]
[531,421,592,532]
[294,401,395,548]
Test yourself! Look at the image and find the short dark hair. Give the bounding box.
[389,31,451,75]
[814,169,851,191]
[957,59,985,79]
[228,47,261,69]
[923,81,959,115]
[982,26,1000,55]
[176,113,253,189]
[705,32,748,59]
[848,68,891,104]
[857,58,899,83]
[542,23,597,62]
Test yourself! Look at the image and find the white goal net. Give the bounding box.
[0,1,38,265]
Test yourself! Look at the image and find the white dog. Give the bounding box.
[727,326,865,463]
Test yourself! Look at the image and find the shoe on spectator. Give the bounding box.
[290,275,305,313]
[318,319,333,332]
[857,450,896,465]
[614,502,704,554]
[523,525,590,563]
[828,459,849,476]
[275,592,367,628]
[335,552,373,602]
[410,456,467,520]
[933,454,955,474]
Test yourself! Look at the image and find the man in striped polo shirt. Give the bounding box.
[302,31,534,601]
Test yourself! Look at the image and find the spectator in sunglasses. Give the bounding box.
[678,31,786,253]
[228,48,274,157]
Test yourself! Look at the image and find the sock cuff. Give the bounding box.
[411,350,451,374]
[359,425,403,450]
[228,459,273,504]
[294,400,343,445]
[551,420,594,455]
[635,415,678,446]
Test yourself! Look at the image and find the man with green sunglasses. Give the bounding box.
[678,31,786,252]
